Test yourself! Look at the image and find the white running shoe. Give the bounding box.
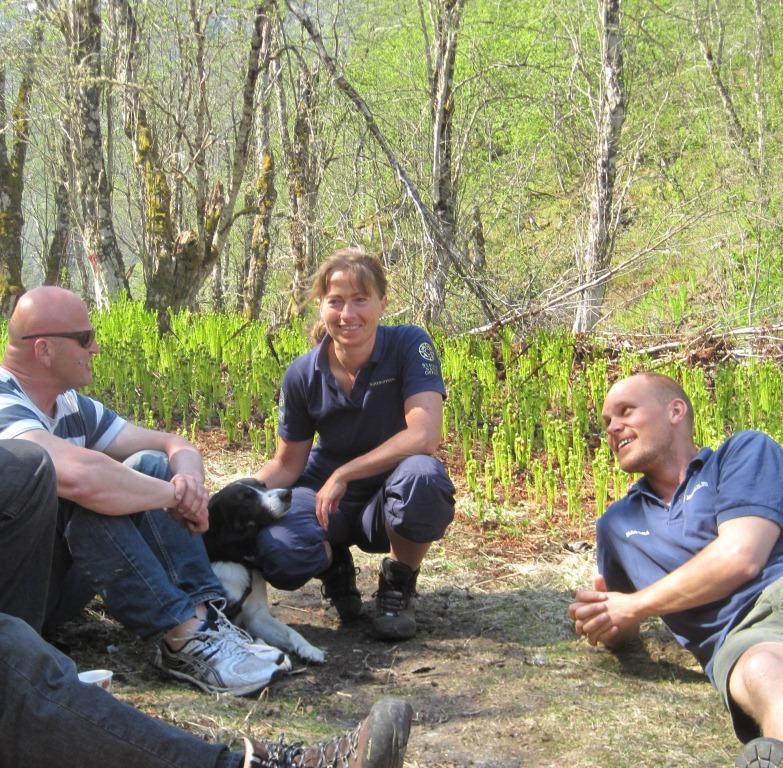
[154,603,289,695]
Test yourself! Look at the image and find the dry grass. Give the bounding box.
[55,437,740,767]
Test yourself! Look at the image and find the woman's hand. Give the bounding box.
[315,471,348,528]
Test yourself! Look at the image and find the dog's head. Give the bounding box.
[204,478,292,563]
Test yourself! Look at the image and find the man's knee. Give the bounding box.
[730,642,783,703]
[123,450,170,480]
[0,440,57,524]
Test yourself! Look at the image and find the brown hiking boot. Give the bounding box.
[319,546,362,622]
[371,557,418,641]
[243,696,413,768]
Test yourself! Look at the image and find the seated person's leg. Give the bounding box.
[361,455,455,640]
[62,450,222,640]
[714,577,783,767]
[0,612,230,768]
[124,450,225,613]
[63,451,282,696]
[730,642,783,739]
[0,440,59,633]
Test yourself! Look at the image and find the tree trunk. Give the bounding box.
[44,164,71,286]
[0,63,33,315]
[424,0,466,323]
[68,0,129,308]
[243,7,277,320]
[572,0,625,333]
[278,59,321,322]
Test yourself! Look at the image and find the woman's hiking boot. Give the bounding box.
[371,557,418,641]
[319,546,362,622]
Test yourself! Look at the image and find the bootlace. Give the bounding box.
[319,554,359,600]
[251,726,360,768]
[374,586,408,614]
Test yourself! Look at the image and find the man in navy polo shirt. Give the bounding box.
[569,372,783,768]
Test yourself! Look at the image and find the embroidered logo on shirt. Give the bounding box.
[684,481,709,501]
[419,342,436,362]
[625,529,650,538]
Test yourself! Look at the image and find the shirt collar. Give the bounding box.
[627,445,712,502]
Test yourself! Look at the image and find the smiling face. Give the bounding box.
[319,269,387,355]
[601,374,690,476]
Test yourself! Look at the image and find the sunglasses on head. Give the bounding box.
[21,329,96,348]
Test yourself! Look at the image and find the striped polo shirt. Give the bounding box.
[0,367,126,451]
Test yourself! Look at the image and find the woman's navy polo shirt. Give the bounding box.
[597,430,783,684]
[277,324,446,503]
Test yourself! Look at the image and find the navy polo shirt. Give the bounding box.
[597,430,783,684]
[278,324,446,503]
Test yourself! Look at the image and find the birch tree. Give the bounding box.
[572,0,626,333]
[67,0,129,307]
[243,4,277,320]
[423,0,466,322]
[0,17,39,314]
[275,51,323,320]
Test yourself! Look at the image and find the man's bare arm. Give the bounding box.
[573,516,780,644]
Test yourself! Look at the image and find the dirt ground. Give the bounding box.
[56,442,741,768]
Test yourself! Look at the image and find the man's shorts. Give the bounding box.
[713,577,783,742]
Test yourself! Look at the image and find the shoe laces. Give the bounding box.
[250,726,360,768]
[174,603,254,657]
[209,603,255,645]
[320,557,360,600]
[373,586,409,614]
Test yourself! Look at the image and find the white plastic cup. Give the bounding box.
[77,669,113,692]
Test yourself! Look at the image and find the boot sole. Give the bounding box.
[362,698,413,768]
[737,737,783,768]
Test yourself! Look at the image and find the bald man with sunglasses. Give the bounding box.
[0,287,287,696]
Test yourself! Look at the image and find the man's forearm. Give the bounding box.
[629,519,775,619]
[167,442,205,482]
[59,452,179,515]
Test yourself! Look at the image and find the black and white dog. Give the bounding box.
[204,478,325,665]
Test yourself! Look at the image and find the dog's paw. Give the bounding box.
[295,644,326,665]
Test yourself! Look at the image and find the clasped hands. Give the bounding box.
[167,473,209,534]
[568,575,642,648]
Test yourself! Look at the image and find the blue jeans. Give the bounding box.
[0,442,241,768]
[0,440,59,633]
[0,612,240,768]
[62,450,225,639]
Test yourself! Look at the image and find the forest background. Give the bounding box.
[3,2,783,765]
[2,0,780,337]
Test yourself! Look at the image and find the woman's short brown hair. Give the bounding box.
[308,248,387,302]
